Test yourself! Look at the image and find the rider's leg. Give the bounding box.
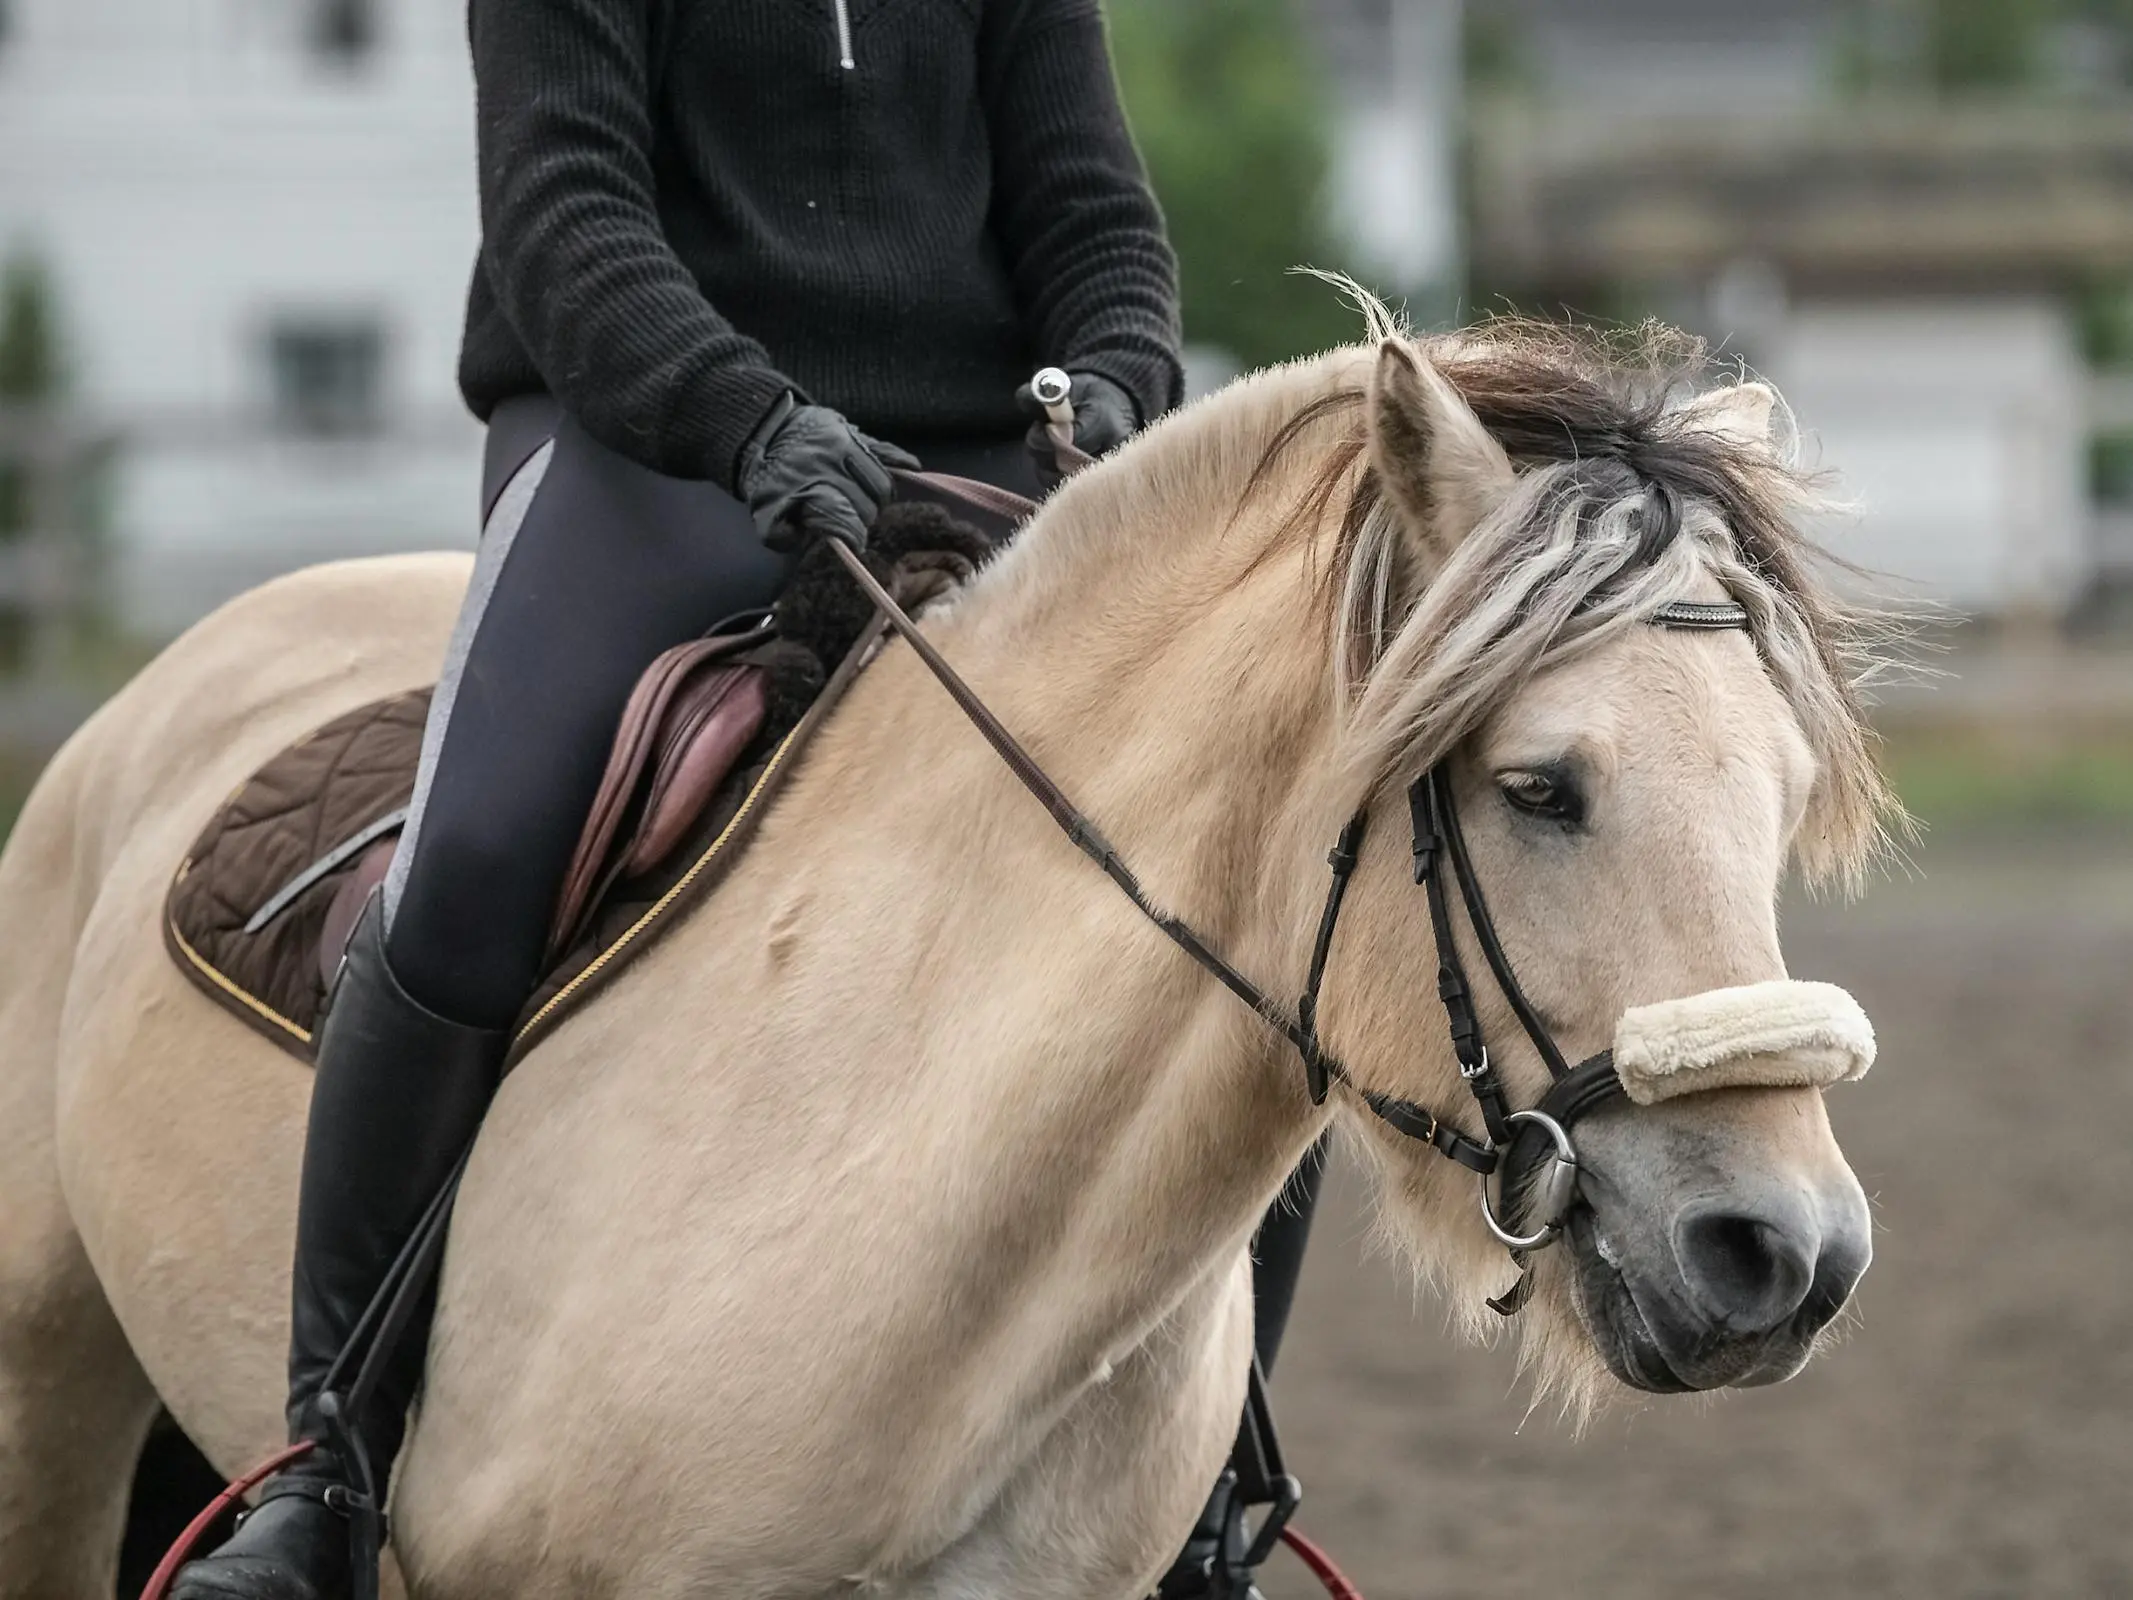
[1247,1134,1329,1371]
[171,399,791,1600]
[1156,1135,1330,1600]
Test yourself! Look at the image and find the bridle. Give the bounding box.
[828,536,1754,1315]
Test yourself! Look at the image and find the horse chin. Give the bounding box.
[1562,1207,1810,1395]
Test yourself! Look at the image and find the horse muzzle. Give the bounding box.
[1483,978,1879,1252]
[1567,1167,1873,1392]
[1479,979,1877,1381]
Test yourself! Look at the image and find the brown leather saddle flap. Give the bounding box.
[547,626,771,960]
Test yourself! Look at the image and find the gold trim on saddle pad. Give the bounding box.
[167,886,316,1048]
[162,736,796,1067]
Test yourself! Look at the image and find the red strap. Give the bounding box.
[1280,1525,1367,1600]
[137,1439,317,1600]
[135,1436,1365,1597]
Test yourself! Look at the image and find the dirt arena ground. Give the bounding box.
[1260,826,2133,1600]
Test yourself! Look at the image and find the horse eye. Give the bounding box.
[1498,769,1583,824]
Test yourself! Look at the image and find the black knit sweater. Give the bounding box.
[458,0,1183,490]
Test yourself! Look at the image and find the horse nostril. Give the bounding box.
[1674,1206,1817,1336]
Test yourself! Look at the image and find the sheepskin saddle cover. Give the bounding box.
[165,502,1001,1066]
[1611,979,1876,1106]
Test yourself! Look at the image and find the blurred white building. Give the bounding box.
[7,0,2127,632]
[0,0,481,634]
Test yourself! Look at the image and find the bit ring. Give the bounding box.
[1477,1109,1578,1251]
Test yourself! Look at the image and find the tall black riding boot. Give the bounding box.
[172,903,507,1600]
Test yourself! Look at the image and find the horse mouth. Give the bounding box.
[1563,1208,1697,1395]
[1564,1208,1821,1393]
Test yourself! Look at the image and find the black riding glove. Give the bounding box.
[1017,370,1141,487]
[737,393,919,553]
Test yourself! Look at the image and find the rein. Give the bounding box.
[826,541,1504,1161]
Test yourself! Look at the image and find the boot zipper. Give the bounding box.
[832,0,855,69]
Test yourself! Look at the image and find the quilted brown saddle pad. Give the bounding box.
[164,498,1006,1066]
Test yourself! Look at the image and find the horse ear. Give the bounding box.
[1366,339,1514,571]
[1677,381,1776,450]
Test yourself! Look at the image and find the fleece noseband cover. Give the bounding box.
[1611,979,1876,1107]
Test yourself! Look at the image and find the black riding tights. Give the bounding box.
[381,396,1040,1029]
[381,393,1319,1372]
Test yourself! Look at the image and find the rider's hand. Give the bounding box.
[737,394,919,553]
[1017,369,1140,487]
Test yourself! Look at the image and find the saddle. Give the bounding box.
[165,489,1014,1066]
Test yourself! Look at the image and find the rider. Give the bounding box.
[174,4,1316,1596]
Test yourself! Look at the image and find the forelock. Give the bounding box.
[1257,314,1904,890]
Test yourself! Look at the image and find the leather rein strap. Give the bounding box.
[827,537,1501,1176]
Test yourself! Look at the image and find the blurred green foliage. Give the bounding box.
[0,744,47,841]
[0,255,64,543]
[2090,432,2133,504]
[2076,277,2133,367]
[1107,0,1360,369]
[1927,0,2049,87]
[1884,725,2133,823]
[1464,6,1534,93]
[0,255,61,404]
[2077,280,2133,509]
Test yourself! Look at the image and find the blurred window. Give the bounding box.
[267,317,386,437]
[308,0,377,65]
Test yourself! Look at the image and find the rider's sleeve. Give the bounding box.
[469,0,790,488]
[981,0,1186,425]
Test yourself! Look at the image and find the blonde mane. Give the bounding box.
[1022,303,1901,889]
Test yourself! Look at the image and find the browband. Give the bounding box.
[1650,599,1750,631]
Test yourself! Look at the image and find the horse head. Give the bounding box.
[1292,325,1896,1409]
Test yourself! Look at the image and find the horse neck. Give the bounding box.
[928,361,1369,1009]
[767,385,1361,1346]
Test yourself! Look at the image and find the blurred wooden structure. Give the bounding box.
[1471,105,2133,299]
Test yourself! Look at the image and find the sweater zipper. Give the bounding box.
[831,0,855,69]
